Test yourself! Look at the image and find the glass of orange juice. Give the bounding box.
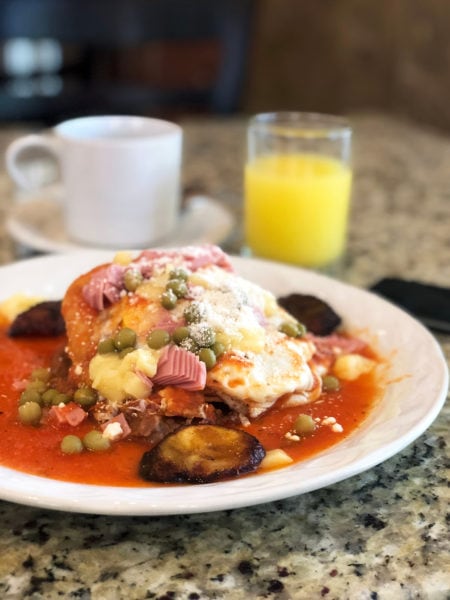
[244,112,352,274]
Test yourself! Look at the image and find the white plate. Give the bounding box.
[0,252,447,515]
[5,186,234,253]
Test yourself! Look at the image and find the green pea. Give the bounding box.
[296,322,307,337]
[52,392,71,406]
[166,279,188,299]
[60,435,83,454]
[18,401,42,426]
[119,347,135,359]
[31,367,50,382]
[183,302,205,324]
[279,321,297,337]
[83,430,111,452]
[26,380,47,394]
[147,329,171,349]
[212,341,226,359]
[98,338,116,354]
[322,375,341,392]
[198,347,217,370]
[41,388,60,406]
[73,387,97,408]
[19,388,42,406]
[280,321,306,338]
[114,327,137,351]
[293,414,316,435]
[172,326,190,345]
[123,268,144,292]
[169,267,188,281]
[161,289,178,310]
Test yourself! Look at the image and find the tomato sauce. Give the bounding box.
[246,374,378,463]
[0,328,382,486]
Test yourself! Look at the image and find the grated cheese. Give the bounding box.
[102,422,123,441]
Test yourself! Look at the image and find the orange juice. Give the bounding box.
[245,153,352,268]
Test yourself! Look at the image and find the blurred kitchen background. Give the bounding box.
[0,0,449,130]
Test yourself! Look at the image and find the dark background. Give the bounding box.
[1,0,449,130]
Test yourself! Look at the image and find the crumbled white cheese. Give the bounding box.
[102,422,123,441]
[315,415,343,433]
[331,423,344,433]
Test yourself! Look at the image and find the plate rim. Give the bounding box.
[0,251,447,515]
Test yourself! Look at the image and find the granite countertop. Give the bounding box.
[0,113,448,599]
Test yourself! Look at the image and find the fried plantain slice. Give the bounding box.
[8,301,65,337]
[277,293,341,336]
[139,424,266,484]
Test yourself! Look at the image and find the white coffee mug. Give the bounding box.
[6,115,182,248]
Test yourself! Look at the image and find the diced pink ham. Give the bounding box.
[12,379,30,391]
[103,282,121,305]
[134,370,153,394]
[82,264,126,310]
[100,412,131,439]
[103,265,126,303]
[309,334,368,359]
[105,263,126,286]
[154,314,184,334]
[186,244,234,272]
[82,275,105,311]
[153,345,206,391]
[48,402,88,426]
[136,244,234,276]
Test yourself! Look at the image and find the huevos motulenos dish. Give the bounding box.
[0,246,447,515]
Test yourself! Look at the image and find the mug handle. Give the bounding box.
[5,134,60,192]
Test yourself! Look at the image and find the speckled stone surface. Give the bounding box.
[0,114,448,599]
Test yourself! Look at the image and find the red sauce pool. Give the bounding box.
[0,328,383,486]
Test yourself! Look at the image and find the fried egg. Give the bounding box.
[207,332,318,417]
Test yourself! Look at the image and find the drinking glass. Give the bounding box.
[244,112,352,273]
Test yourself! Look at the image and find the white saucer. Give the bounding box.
[6,186,235,253]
